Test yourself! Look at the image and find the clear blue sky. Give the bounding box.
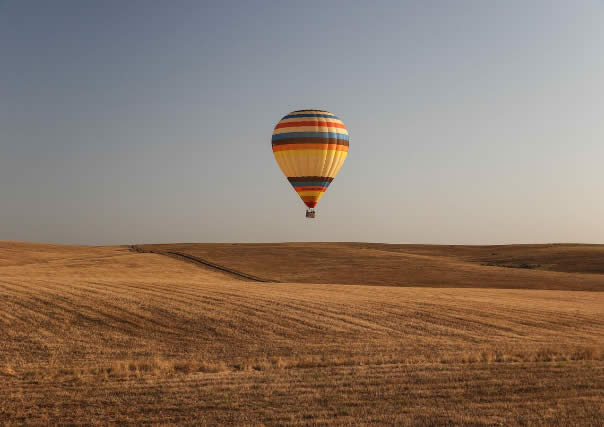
[1,1,603,245]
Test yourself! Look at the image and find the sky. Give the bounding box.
[1,1,603,245]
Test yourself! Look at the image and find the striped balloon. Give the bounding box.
[272,109,349,211]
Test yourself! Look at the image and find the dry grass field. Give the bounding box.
[1,241,603,424]
[139,242,604,290]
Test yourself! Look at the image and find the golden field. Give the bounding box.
[139,242,604,290]
[1,241,603,425]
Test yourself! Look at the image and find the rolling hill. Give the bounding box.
[137,242,604,290]
[0,241,602,424]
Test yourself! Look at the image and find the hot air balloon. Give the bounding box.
[272,109,349,218]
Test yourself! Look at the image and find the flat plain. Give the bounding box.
[1,241,603,425]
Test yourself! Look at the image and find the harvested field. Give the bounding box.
[1,241,603,424]
[138,242,604,290]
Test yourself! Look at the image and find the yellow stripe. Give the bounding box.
[273,149,347,157]
[297,190,325,197]
[273,150,347,178]
[272,126,349,135]
[300,193,324,202]
[326,150,348,178]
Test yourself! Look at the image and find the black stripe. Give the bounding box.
[290,109,329,113]
[287,176,335,183]
[272,138,349,147]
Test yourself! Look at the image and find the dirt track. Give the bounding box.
[130,244,274,282]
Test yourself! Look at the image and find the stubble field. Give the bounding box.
[0,241,603,424]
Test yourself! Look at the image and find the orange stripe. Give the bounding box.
[272,144,349,152]
[275,121,347,130]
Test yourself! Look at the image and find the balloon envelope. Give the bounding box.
[272,109,349,209]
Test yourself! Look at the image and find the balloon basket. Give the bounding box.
[305,209,316,219]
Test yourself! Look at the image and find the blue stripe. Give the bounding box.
[290,181,332,187]
[272,132,349,141]
[282,114,340,120]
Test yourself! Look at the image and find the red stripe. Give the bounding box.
[275,121,347,130]
[305,201,317,208]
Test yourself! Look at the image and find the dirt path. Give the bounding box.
[129,245,276,283]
